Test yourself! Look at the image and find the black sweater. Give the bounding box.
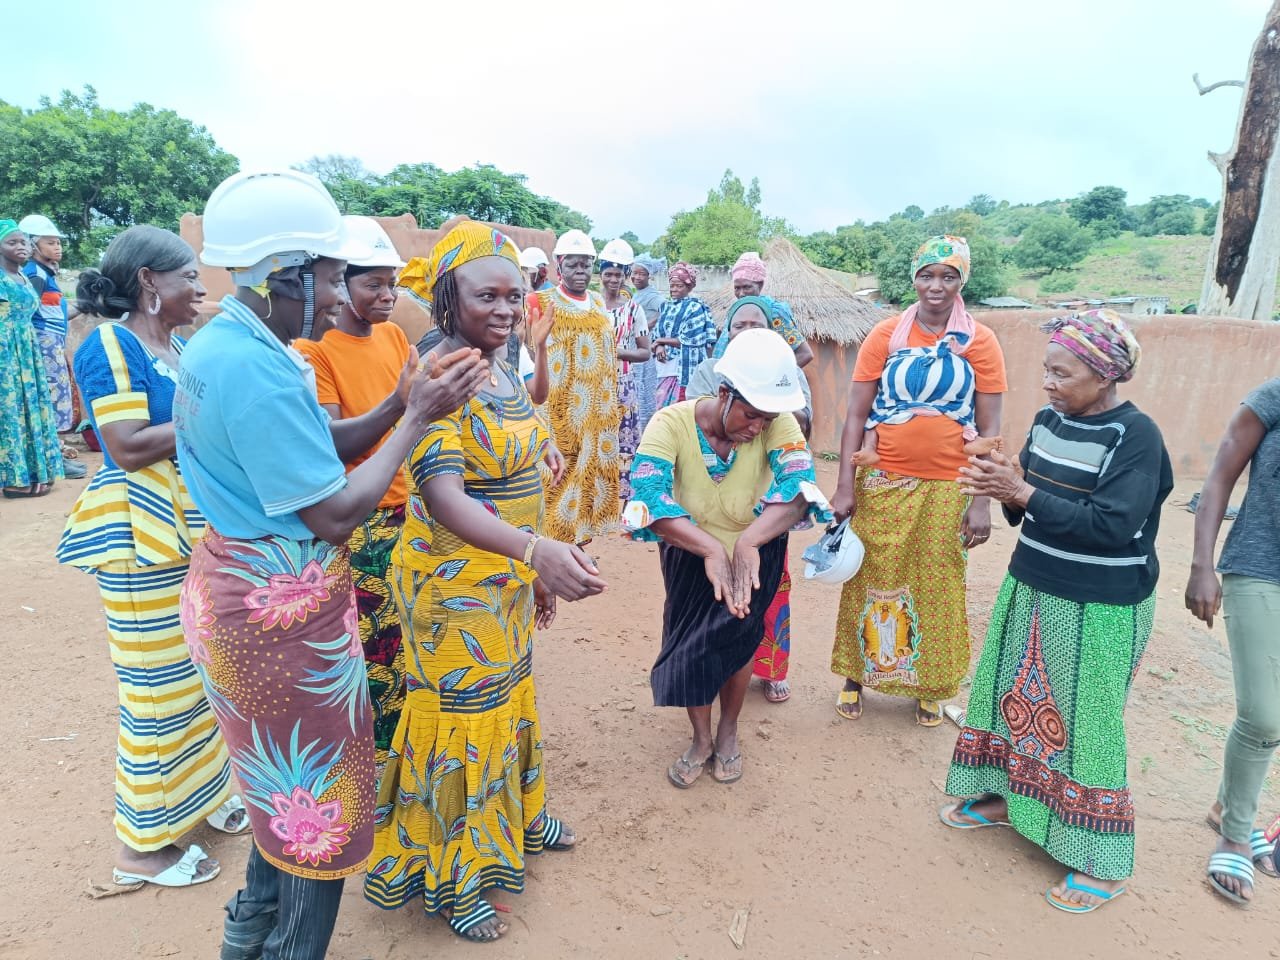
[1004,402,1174,606]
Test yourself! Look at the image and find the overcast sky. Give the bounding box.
[7,0,1269,239]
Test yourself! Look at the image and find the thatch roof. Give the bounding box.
[701,237,889,346]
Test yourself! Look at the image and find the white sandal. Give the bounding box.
[112,844,219,888]
[207,795,251,834]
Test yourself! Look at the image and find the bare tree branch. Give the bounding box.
[1193,72,1246,95]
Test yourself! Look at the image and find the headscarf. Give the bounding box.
[731,252,767,284]
[1042,309,1141,383]
[725,295,775,330]
[633,255,665,276]
[668,262,697,287]
[0,220,22,243]
[911,235,970,287]
[398,221,520,308]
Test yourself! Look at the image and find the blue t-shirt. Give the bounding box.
[173,296,347,540]
[1218,378,1280,585]
[21,260,68,337]
[74,323,186,471]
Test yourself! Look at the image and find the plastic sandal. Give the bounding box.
[668,753,708,789]
[916,699,944,727]
[939,797,1008,830]
[1207,851,1255,907]
[447,901,506,942]
[1205,818,1279,878]
[207,795,251,834]
[112,844,219,888]
[835,687,862,720]
[1045,873,1127,913]
[542,816,575,851]
[711,752,743,785]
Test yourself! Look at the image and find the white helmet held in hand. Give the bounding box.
[553,229,596,258]
[599,238,635,266]
[201,170,370,286]
[342,216,404,269]
[519,246,549,269]
[802,519,865,585]
[713,328,806,413]
[18,214,66,239]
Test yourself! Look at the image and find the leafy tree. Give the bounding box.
[799,223,874,274]
[1137,248,1165,275]
[1135,194,1196,236]
[1012,215,1093,273]
[967,194,998,216]
[899,204,925,222]
[1201,200,1220,235]
[1039,270,1077,295]
[1070,186,1128,227]
[0,86,239,263]
[1150,209,1196,235]
[295,154,371,183]
[660,170,787,264]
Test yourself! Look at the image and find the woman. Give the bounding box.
[630,256,663,432]
[1186,376,1280,905]
[533,229,621,544]
[364,222,606,943]
[599,238,653,499]
[711,252,815,369]
[0,219,62,497]
[829,236,1006,726]
[174,169,491,960]
[651,262,715,409]
[294,216,414,765]
[625,329,829,787]
[57,226,248,889]
[944,309,1172,915]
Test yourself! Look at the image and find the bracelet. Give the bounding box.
[522,534,542,567]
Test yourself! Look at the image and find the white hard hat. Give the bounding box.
[342,216,404,269]
[200,170,371,286]
[599,238,635,266]
[713,328,806,413]
[553,229,596,258]
[18,214,65,238]
[802,519,865,585]
[519,247,549,269]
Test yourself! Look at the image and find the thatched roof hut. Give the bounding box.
[701,237,889,345]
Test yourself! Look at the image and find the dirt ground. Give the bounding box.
[1,458,1277,959]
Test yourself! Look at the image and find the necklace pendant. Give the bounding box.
[489,369,500,387]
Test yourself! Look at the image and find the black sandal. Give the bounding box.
[446,901,508,942]
[542,816,576,851]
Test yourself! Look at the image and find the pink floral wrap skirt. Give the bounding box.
[181,528,376,880]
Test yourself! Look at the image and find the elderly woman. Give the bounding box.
[625,329,829,788]
[173,170,490,959]
[830,236,1007,726]
[57,226,248,889]
[1186,376,1280,905]
[652,262,716,409]
[711,252,814,369]
[599,238,652,499]
[630,255,664,431]
[943,309,1172,915]
[365,222,605,943]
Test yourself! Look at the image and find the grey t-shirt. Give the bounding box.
[1218,378,1280,584]
[686,357,812,421]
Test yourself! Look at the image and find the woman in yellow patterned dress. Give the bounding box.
[533,229,621,544]
[365,223,607,943]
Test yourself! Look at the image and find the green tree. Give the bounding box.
[1201,200,1220,235]
[1135,194,1195,236]
[660,169,786,264]
[900,204,925,222]
[1070,185,1128,226]
[1137,248,1165,275]
[966,194,998,216]
[799,223,873,274]
[0,86,239,263]
[1012,215,1093,273]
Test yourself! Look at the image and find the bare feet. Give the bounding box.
[114,843,219,882]
[963,435,1004,457]
[850,448,880,467]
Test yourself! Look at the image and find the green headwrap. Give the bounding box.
[0,220,21,243]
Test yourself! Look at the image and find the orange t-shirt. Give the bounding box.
[295,322,412,508]
[852,316,1008,481]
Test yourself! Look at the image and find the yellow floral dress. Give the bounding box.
[365,374,554,921]
[536,286,621,543]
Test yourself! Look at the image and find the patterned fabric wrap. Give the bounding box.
[0,270,62,486]
[1042,309,1142,383]
[654,295,716,388]
[635,356,657,431]
[865,331,978,439]
[366,384,551,918]
[182,530,375,879]
[618,374,641,501]
[35,328,73,431]
[830,469,971,700]
[99,559,233,850]
[349,504,407,764]
[911,234,971,286]
[398,222,521,310]
[731,252,767,284]
[535,287,621,543]
[754,553,791,682]
[655,377,685,410]
[947,574,1154,879]
[711,295,804,359]
[668,262,697,287]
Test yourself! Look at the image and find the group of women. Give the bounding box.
[36,163,1279,957]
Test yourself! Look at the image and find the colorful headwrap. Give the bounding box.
[633,255,665,276]
[1041,309,1142,383]
[731,252,767,284]
[911,235,971,287]
[0,219,22,243]
[668,262,697,287]
[399,221,520,308]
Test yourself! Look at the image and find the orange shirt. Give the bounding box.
[295,322,412,508]
[852,316,1008,481]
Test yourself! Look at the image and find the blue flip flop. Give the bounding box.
[1045,873,1127,914]
[938,797,1007,830]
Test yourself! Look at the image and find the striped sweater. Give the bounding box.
[1004,402,1173,606]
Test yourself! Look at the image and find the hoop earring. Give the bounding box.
[148,292,161,315]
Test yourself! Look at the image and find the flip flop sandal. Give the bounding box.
[446,901,508,942]
[1045,873,1127,914]
[541,816,576,851]
[667,753,709,789]
[763,680,791,703]
[835,688,862,720]
[1205,819,1280,878]
[3,485,49,499]
[916,700,944,727]
[207,795,252,835]
[711,752,743,785]
[939,797,1008,830]
[112,844,219,888]
[1207,851,1255,907]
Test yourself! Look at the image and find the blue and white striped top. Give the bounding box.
[866,332,975,431]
